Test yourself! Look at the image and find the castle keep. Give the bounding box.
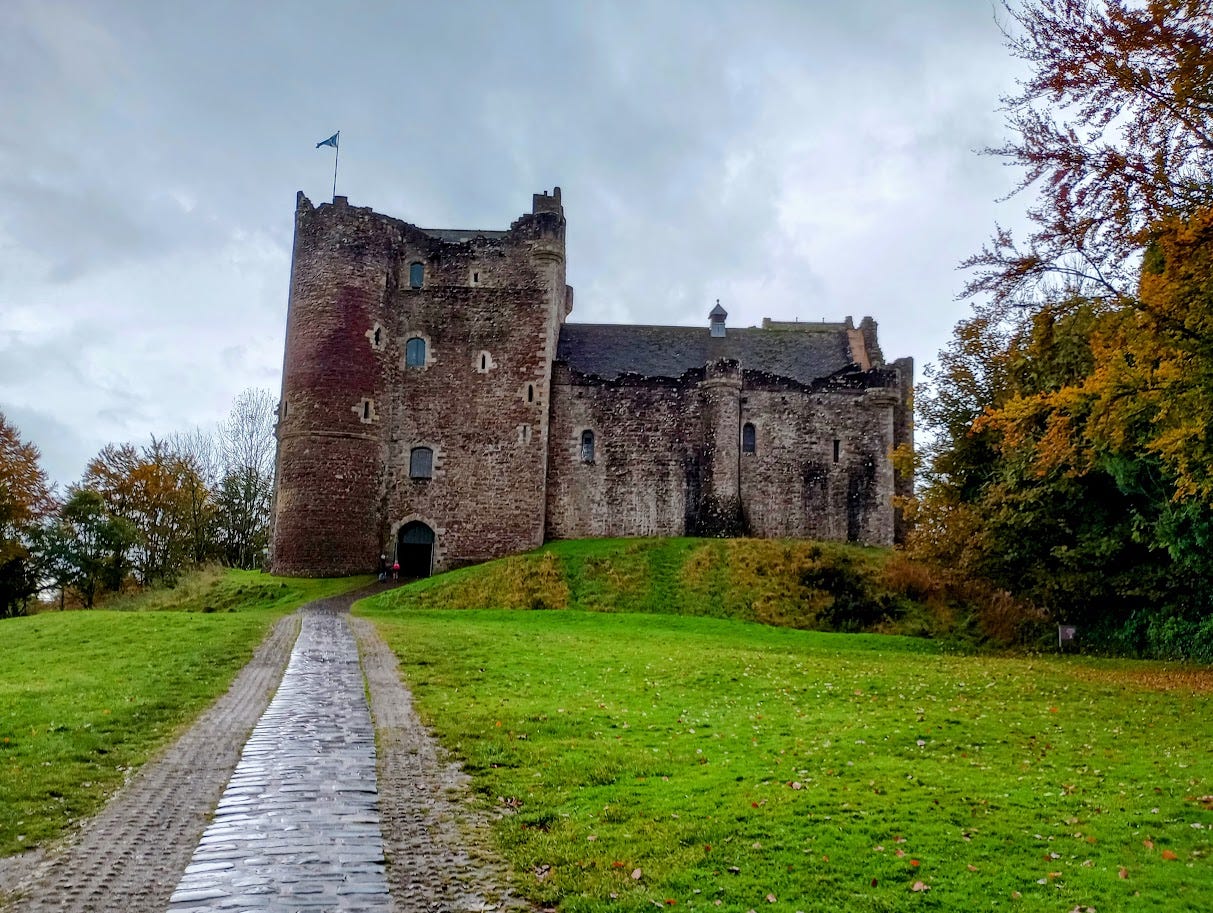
[270,189,912,577]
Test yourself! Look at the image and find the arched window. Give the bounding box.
[408,261,424,288]
[742,422,756,454]
[526,383,535,403]
[405,337,426,367]
[580,430,595,463]
[410,446,433,479]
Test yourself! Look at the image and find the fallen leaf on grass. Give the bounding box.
[911,881,930,892]
[766,894,777,903]
[631,868,643,880]
[1143,839,1153,850]
[1118,867,1128,879]
[1161,850,1179,861]
[967,864,978,872]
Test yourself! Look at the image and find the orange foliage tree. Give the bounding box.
[0,411,55,616]
[919,2,1213,656]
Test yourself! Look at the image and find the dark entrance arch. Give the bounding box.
[396,521,435,579]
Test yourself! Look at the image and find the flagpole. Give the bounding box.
[332,131,340,200]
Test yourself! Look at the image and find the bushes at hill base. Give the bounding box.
[373,538,1054,648]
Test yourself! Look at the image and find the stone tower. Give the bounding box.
[270,189,571,576]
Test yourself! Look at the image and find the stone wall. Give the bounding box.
[738,381,896,545]
[545,368,702,539]
[271,191,567,575]
[546,365,901,546]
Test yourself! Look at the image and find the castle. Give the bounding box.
[269,189,913,577]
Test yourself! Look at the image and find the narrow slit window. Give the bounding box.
[410,446,433,479]
[527,383,535,403]
[481,353,487,370]
[580,430,595,463]
[373,327,381,346]
[742,422,756,454]
[833,439,841,463]
[363,401,370,420]
[405,337,426,367]
[409,261,424,289]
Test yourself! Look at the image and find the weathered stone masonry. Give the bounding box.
[270,189,912,576]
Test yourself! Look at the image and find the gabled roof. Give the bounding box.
[556,323,858,386]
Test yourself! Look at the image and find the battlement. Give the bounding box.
[532,186,563,216]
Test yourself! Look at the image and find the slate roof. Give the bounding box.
[556,323,858,386]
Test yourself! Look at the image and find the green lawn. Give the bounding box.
[0,571,368,856]
[358,605,1213,913]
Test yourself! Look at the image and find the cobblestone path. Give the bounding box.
[167,608,391,912]
[1,589,526,913]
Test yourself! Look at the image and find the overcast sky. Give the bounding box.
[1,0,1029,488]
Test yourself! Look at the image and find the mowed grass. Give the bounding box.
[358,605,1213,913]
[0,570,370,857]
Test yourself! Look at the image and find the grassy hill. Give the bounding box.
[359,540,1213,912]
[374,537,971,641]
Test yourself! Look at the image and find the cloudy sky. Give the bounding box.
[1,0,1030,487]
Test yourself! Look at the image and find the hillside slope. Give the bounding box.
[367,538,953,638]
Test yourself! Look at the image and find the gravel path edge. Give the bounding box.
[352,616,533,912]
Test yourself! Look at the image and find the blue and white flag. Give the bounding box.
[315,132,339,149]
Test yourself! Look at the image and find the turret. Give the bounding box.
[270,193,392,576]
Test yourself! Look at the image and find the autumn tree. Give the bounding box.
[964,0,1213,309]
[0,412,55,617]
[166,426,220,564]
[82,439,207,587]
[920,1,1213,657]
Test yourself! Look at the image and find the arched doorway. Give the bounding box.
[396,521,435,579]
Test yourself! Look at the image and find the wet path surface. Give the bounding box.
[167,609,391,912]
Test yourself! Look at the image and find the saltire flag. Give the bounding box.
[316,132,339,149]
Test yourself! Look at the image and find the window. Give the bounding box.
[527,383,535,403]
[833,439,841,463]
[742,422,756,454]
[363,401,370,420]
[580,430,595,463]
[409,261,424,288]
[405,337,426,367]
[410,446,433,479]
[480,353,488,370]
[373,327,381,346]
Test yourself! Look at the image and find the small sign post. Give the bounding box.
[1058,624,1077,651]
